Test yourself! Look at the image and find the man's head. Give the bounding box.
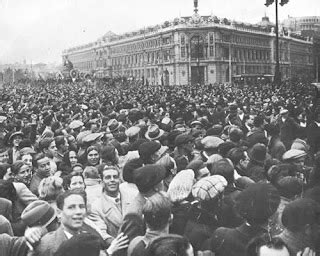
[143,192,172,231]
[34,153,51,177]
[11,160,31,185]
[247,235,290,256]
[0,147,9,164]
[10,131,24,148]
[138,141,167,164]
[64,173,86,191]
[39,138,58,158]
[281,198,320,243]
[174,134,194,155]
[55,136,69,154]
[56,189,87,234]
[99,165,120,197]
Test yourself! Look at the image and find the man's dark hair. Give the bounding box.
[147,234,191,256]
[56,189,87,210]
[143,192,172,230]
[227,147,246,166]
[33,152,47,168]
[62,173,85,190]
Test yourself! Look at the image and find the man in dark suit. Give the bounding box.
[201,183,280,256]
[307,110,320,156]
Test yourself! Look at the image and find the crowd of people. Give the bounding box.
[0,79,320,256]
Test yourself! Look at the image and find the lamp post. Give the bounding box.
[265,0,289,86]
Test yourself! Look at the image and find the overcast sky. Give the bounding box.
[0,0,319,64]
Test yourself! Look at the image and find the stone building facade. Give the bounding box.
[62,12,313,85]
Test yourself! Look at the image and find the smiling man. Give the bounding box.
[89,165,132,239]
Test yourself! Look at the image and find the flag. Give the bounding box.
[265,0,274,6]
[279,0,289,6]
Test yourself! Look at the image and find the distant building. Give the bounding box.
[282,16,320,82]
[63,6,314,85]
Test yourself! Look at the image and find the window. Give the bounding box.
[210,46,214,56]
[209,34,214,44]
[181,47,186,58]
[190,36,204,59]
[181,35,185,45]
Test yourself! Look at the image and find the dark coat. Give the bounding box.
[307,122,320,155]
[201,223,267,256]
[278,117,300,150]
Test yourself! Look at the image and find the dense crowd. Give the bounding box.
[0,79,320,256]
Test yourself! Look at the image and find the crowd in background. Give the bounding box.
[0,79,320,256]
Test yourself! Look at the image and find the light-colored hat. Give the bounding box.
[192,175,227,201]
[291,139,309,152]
[282,149,307,161]
[167,169,195,203]
[69,120,84,129]
[107,119,122,133]
[145,124,164,141]
[201,136,224,149]
[125,126,140,138]
[82,132,104,144]
[0,115,7,123]
[280,109,289,115]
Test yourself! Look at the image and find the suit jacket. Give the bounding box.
[33,226,67,256]
[0,233,28,256]
[89,185,138,239]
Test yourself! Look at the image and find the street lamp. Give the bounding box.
[265,0,289,86]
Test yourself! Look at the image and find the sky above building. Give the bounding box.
[0,0,319,64]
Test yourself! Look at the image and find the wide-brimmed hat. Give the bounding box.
[107,119,122,133]
[9,131,24,141]
[21,200,57,227]
[145,124,164,141]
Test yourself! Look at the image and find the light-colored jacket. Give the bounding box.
[88,184,138,239]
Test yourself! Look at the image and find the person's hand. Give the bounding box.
[297,247,316,256]
[106,233,129,255]
[24,226,47,246]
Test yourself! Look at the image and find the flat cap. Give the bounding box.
[69,120,84,129]
[125,126,141,138]
[201,136,224,149]
[282,149,307,161]
[192,175,227,201]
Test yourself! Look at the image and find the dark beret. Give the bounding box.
[132,164,166,193]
